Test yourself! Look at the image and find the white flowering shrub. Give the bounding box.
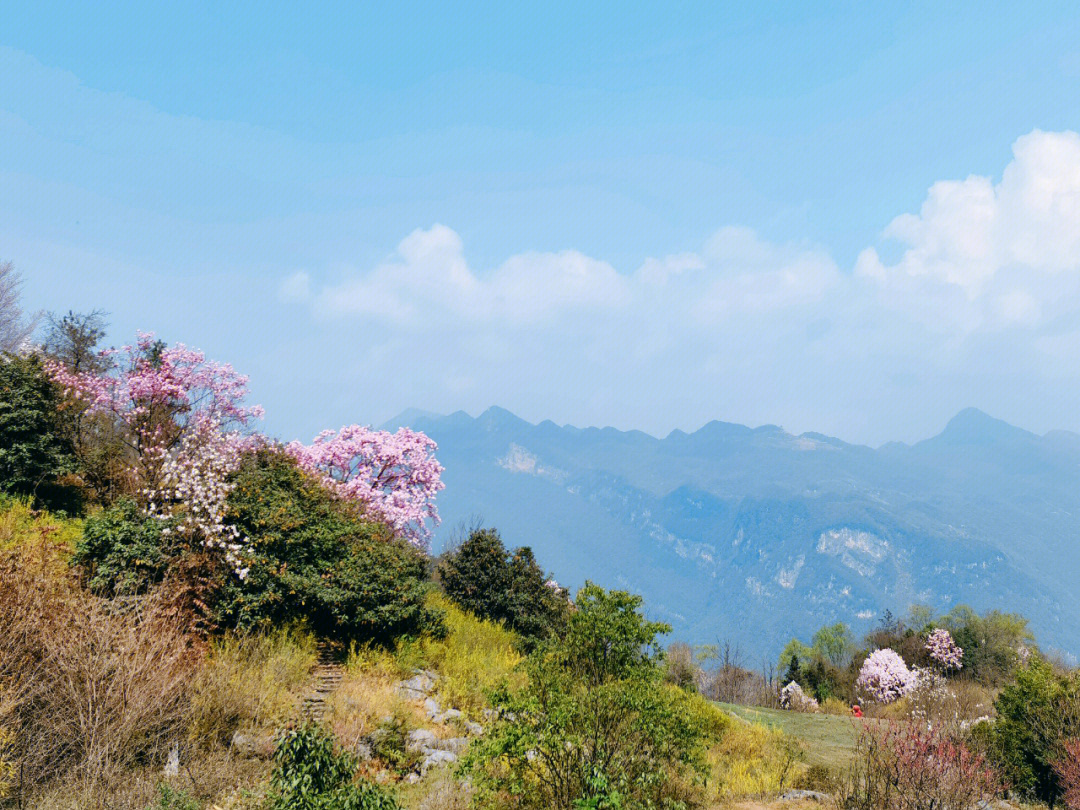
[857,648,914,704]
[779,680,819,712]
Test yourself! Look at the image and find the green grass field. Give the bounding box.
[716,703,878,770]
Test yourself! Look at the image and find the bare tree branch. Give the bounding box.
[0,262,40,353]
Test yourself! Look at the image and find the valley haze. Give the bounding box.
[385,405,1080,663]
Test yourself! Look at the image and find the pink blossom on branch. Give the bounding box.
[286,424,444,548]
[926,628,964,670]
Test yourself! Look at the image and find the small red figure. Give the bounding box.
[852,704,863,718]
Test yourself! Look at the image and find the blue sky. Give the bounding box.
[4,2,1080,445]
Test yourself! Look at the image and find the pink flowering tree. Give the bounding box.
[46,332,263,490]
[46,332,264,575]
[926,628,964,671]
[286,425,444,548]
[857,648,915,704]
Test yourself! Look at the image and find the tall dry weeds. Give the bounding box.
[0,525,199,800]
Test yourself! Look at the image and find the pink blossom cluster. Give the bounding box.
[858,722,1003,807]
[45,332,263,491]
[286,425,444,548]
[857,648,914,704]
[47,332,446,572]
[926,628,964,670]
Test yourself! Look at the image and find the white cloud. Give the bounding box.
[277,129,1080,444]
[315,224,626,324]
[305,222,834,328]
[691,227,840,319]
[857,130,1080,328]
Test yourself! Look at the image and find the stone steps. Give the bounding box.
[300,643,344,721]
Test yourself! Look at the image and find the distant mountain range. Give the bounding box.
[382,407,1080,663]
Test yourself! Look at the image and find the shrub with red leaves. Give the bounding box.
[1056,739,1080,810]
[839,721,1003,810]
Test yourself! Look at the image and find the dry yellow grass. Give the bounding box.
[326,657,430,752]
[189,625,317,745]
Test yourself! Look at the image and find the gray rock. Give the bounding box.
[400,673,436,694]
[398,686,427,701]
[439,708,463,722]
[230,730,275,759]
[779,790,829,802]
[406,728,437,753]
[424,697,441,718]
[431,736,470,755]
[464,720,484,736]
[163,743,179,777]
[355,741,374,761]
[421,750,458,772]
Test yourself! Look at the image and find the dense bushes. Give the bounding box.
[215,449,443,642]
[439,527,569,645]
[68,448,444,643]
[1055,738,1080,809]
[467,583,725,810]
[985,657,1080,805]
[270,725,399,810]
[0,528,197,798]
[75,498,173,595]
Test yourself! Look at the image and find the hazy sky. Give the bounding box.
[4,2,1080,446]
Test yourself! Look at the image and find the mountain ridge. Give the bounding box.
[382,406,1080,661]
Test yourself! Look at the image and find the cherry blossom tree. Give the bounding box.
[286,424,444,547]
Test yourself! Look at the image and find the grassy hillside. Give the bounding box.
[716,703,874,771]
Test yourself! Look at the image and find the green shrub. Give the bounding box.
[936,605,1034,685]
[0,352,76,509]
[440,528,569,645]
[466,583,723,810]
[987,657,1080,804]
[269,725,399,810]
[214,449,444,642]
[144,783,200,810]
[75,499,172,596]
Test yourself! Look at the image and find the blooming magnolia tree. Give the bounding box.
[780,680,819,712]
[48,333,445,577]
[857,648,914,704]
[286,424,444,548]
[47,333,264,574]
[926,628,964,671]
[46,332,263,490]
